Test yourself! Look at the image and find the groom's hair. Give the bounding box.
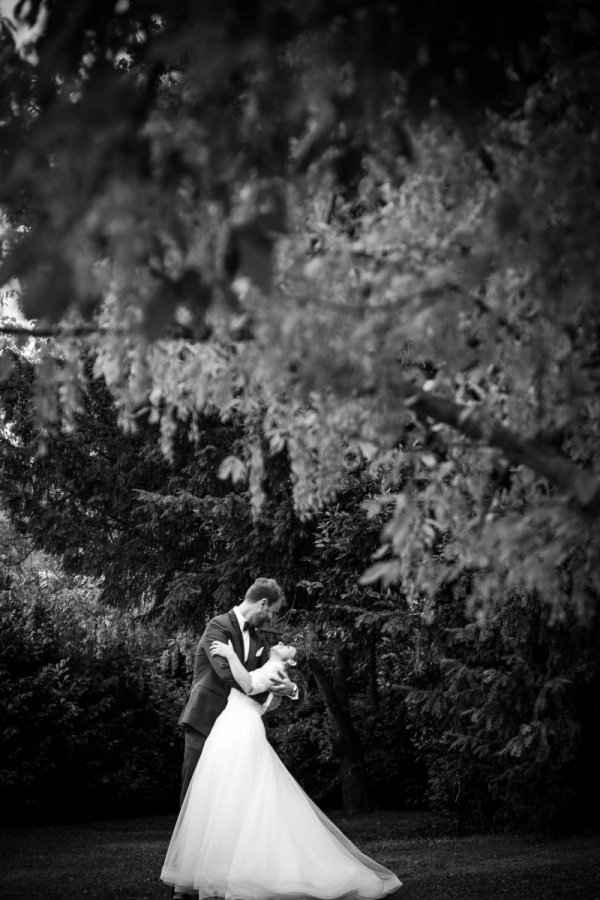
[245,577,285,607]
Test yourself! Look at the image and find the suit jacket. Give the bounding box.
[179,609,271,736]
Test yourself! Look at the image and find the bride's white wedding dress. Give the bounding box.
[161,689,401,899]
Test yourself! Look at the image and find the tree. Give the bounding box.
[1,0,600,618]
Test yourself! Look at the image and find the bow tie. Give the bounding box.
[243,621,256,634]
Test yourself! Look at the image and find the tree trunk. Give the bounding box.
[367,632,379,709]
[307,651,372,815]
[334,733,372,815]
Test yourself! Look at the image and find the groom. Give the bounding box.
[178,576,298,805]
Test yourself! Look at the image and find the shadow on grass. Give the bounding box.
[1,811,600,900]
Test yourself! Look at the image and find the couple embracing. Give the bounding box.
[161,577,402,900]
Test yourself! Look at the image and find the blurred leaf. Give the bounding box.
[218,454,247,484]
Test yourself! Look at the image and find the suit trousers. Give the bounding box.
[180,724,207,807]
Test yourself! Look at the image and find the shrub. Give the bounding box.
[0,570,192,823]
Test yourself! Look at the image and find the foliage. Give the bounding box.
[0,522,193,821]
[0,350,305,619]
[405,585,600,829]
[0,1,599,625]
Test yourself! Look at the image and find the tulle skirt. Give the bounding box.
[161,690,401,899]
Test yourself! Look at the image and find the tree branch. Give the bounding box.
[0,324,123,338]
[406,387,600,514]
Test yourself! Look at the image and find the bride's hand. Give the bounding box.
[210,639,234,659]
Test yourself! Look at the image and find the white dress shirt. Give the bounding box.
[233,605,251,662]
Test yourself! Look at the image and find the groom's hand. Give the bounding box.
[269,674,299,699]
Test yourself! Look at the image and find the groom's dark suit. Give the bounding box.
[178,608,271,802]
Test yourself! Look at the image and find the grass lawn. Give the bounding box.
[1,810,600,900]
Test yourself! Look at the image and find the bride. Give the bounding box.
[161,639,402,899]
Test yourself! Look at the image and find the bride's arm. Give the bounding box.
[210,640,252,693]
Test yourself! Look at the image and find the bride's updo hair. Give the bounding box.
[277,643,305,669]
[245,576,285,607]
